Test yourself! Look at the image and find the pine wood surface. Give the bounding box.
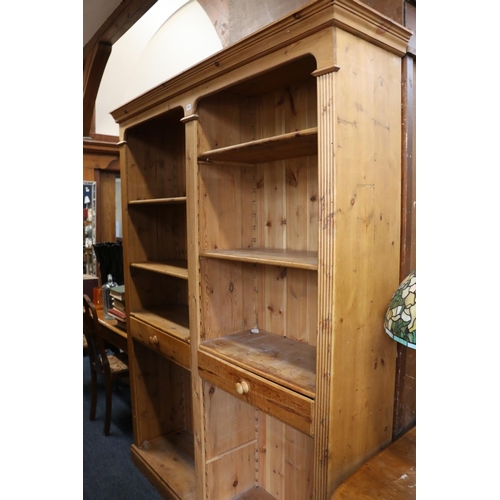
[130,316,190,370]
[130,260,189,279]
[232,487,280,500]
[198,128,318,164]
[97,309,128,353]
[128,196,187,205]
[130,306,190,342]
[131,341,193,444]
[131,431,196,500]
[114,2,412,498]
[258,414,314,499]
[201,330,315,397]
[200,248,317,270]
[331,426,416,499]
[199,349,313,435]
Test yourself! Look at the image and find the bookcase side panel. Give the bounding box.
[322,29,404,494]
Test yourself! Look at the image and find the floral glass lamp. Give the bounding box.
[384,270,416,349]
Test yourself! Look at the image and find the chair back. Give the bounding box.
[83,294,110,376]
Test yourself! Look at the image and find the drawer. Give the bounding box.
[130,316,191,370]
[198,349,314,436]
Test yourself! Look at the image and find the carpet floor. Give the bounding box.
[83,353,162,499]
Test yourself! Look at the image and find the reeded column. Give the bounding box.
[313,67,338,500]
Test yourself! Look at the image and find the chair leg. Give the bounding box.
[104,376,113,436]
[90,370,98,422]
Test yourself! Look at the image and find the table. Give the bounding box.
[96,309,128,353]
[331,426,416,499]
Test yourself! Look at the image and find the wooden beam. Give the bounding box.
[83,0,158,60]
[83,42,112,137]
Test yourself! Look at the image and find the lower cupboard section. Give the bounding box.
[203,381,314,500]
[131,340,196,499]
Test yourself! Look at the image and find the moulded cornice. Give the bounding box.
[83,138,120,155]
[111,0,411,125]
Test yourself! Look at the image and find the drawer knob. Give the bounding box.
[235,380,249,395]
[149,335,158,345]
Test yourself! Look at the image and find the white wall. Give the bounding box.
[95,0,222,137]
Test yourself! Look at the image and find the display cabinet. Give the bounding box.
[112,1,411,498]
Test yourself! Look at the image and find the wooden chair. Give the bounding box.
[83,294,129,436]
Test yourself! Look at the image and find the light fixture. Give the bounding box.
[384,270,416,349]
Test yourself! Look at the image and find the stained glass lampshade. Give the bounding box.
[384,270,416,349]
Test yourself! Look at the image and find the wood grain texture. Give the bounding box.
[201,330,316,397]
[318,28,403,495]
[331,427,416,499]
[115,3,412,498]
[131,431,196,500]
[199,350,313,436]
[258,414,314,499]
[203,383,257,498]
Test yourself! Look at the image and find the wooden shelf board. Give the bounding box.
[131,260,188,279]
[233,486,277,500]
[200,330,316,398]
[131,304,190,342]
[200,248,317,270]
[131,430,196,500]
[198,128,318,164]
[128,196,187,206]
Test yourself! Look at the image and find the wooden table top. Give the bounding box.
[332,426,416,499]
[96,309,128,353]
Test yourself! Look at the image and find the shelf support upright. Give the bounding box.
[313,66,338,499]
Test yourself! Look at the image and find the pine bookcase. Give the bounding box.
[111,1,412,498]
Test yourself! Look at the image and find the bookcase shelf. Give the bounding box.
[130,260,189,279]
[129,196,187,206]
[131,431,196,500]
[200,329,316,398]
[200,248,317,270]
[198,128,318,164]
[130,304,190,342]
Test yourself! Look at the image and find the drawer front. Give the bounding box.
[199,349,314,436]
[130,316,191,370]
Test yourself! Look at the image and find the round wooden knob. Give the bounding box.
[149,335,158,345]
[235,380,249,395]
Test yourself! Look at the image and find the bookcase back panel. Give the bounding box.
[199,158,317,254]
[199,164,254,252]
[197,92,255,154]
[130,270,189,311]
[197,55,317,152]
[200,258,317,346]
[128,205,187,262]
[126,108,186,201]
[258,413,314,500]
[257,266,317,345]
[255,157,318,252]
[133,341,194,442]
[200,258,256,339]
[204,383,257,460]
[203,383,257,499]
[252,78,317,138]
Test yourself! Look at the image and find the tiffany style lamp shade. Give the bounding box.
[384,270,416,349]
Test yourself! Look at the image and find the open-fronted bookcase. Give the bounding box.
[112,1,411,499]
